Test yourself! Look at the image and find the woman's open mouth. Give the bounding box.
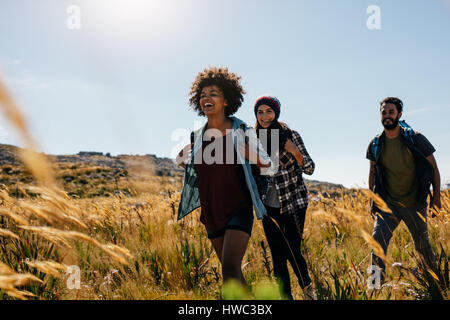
[203,103,214,111]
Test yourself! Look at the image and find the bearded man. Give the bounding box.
[366,97,441,283]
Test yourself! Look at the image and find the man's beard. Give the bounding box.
[382,117,399,130]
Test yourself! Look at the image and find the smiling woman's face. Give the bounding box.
[256,104,276,128]
[199,85,228,117]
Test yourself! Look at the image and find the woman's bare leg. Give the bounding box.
[221,229,250,285]
[210,236,224,264]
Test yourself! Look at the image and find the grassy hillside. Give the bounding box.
[0,143,343,200]
[0,144,183,199]
[0,158,448,300]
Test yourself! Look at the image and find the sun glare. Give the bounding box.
[87,0,180,38]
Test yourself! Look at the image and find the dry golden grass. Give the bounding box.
[0,73,133,299]
[1,165,447,300]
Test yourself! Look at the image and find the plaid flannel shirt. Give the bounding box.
[263,129,315,215]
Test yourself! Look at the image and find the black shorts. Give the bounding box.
[207,205,254,239]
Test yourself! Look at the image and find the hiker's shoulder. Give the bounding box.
[405,127,428,143]
[368,132,383,145]
[366,133,383,158]
[410,129,425,138]
[290,129,303,142]
[190,123,208,140]
[279,122,298,137]
[230,117,251,131]
[278,121,290,130]
[191,126,204,136]
[411,131,435,152]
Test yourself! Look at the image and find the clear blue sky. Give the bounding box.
[0,0,449,188]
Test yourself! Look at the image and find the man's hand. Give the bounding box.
[430,193,442,218]
[426,154,441,216]
[431,194,442,209]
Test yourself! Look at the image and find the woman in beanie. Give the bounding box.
[176,68,275,292]
[254,95,317,300]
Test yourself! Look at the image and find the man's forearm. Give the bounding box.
[368,162,376,216]
[426,155,441,199]
[369,162,376,191]
[432,167,441,198]
[369,175,374,191]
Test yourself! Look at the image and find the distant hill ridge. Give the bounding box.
[0,143,345,195]
[0,143,182,176]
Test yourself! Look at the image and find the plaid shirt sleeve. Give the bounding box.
[291,130,315,175]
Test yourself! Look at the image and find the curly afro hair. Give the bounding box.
[189,67,246,117]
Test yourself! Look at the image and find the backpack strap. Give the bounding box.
[399,120,414,145]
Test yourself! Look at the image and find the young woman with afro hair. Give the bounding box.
[176,67,275,292]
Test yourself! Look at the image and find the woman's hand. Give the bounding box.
[284,139,298,154]
[176,144,193,168]
[239,141,270,168]
[284,139,304,166]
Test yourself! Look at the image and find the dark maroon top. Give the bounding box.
[194,132,252,232]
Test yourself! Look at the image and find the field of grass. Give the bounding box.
[0,171,448,300]
[0,76,448,300]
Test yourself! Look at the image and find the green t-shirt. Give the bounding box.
[380,135,419,208]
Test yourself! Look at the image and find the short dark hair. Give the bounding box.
[189,67,245,117]
[380,97,403,113]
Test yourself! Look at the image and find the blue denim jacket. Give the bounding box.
[177,116,276,221]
